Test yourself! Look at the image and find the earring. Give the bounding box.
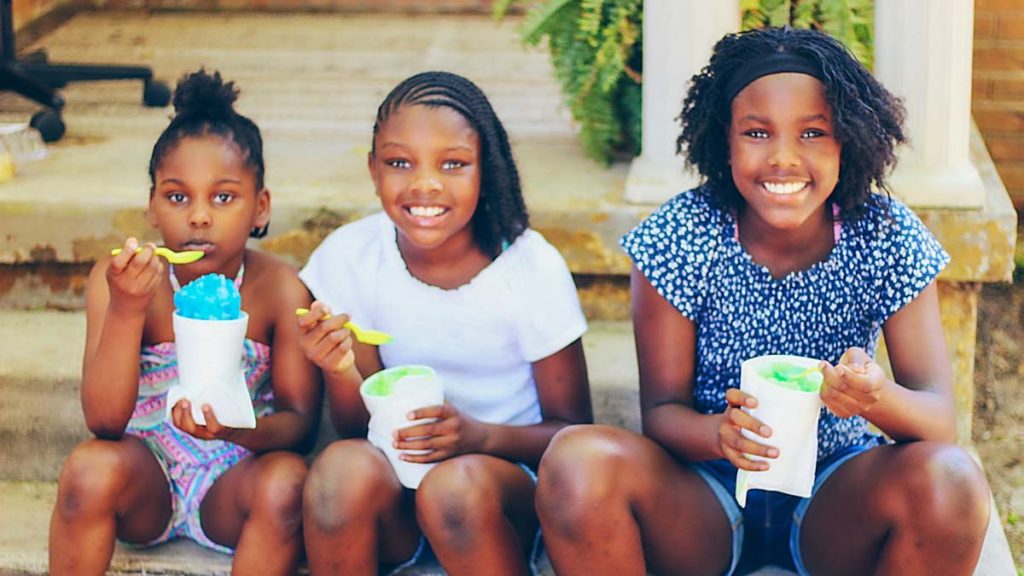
[250,222,269,239]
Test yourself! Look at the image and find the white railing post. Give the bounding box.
[624,0,739,204]
[875,0,985,208]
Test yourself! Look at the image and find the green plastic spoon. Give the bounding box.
[789,365,821,379]
[110,246,205,264]
[295,308,393,346]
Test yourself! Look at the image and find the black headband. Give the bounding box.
[722,51,825,103]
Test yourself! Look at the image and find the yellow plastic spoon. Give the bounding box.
[110,246,205,265]
[295,308,393,346]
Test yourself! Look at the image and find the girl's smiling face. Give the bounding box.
[148,135,269,276]
[728,73,841,233]
[369,104,482,257]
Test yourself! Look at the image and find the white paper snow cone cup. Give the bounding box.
[166,311,256,429]
[735,354,823,507]
[360,365,445,489]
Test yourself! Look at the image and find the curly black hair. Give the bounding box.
[372,71,529,259]
[148,69,269,238]
[678,26,906,219]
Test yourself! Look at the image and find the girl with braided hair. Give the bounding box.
[535,27,991,576]
[298,70,592,575]
[49,69,321,575]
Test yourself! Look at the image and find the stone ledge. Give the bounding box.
[2,480,1012,575]
[1,131,1012,287]
[912,124,1019,283]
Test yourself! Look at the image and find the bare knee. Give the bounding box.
[250,453,307,533]
[303,440,399,534]
[55,440,134,520]
[536,425,637,531]
[887,442,991,538]
[416,457,500,548]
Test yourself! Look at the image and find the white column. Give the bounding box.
[875,0,984,208]
[624,0,739,204]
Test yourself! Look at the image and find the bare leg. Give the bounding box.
[415,455,536,576]
[199,451,308,576]
[536,425,734,576]
[49,436,172,576]
[800,442,990,576]
[303,439,420,576]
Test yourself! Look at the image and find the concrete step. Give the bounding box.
[0,12,639,320]
[0,309,1017,575]
[0,11,640,316]
[0,311,639,482]
[0,480,1014,575]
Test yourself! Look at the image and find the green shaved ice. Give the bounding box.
[757,362,823,393]
[363,366,433,396]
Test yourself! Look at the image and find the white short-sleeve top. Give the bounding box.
[300,212,588,426]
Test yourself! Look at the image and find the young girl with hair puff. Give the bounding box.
[298,70,592,575]
[49,69,321,575]
[535,27,992,576]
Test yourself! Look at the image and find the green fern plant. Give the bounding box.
[495,0,642,165]
[741,0,874,68]
[496,1,873,165]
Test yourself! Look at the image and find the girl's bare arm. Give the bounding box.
[471,338,592,468]
[631,266,726,462]
[841,281,957,442]
[297,301,370,439]
[81,244,163,438]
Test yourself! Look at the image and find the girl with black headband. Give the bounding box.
[535,27,991,576]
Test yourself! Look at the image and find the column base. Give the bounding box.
[624,155,699,205]
[889,161,987,209]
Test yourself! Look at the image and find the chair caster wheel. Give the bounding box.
[143,80,171,107]
[30,109,65,142]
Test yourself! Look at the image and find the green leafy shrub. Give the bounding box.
[497,0,874,165]
[741,0,874,68]
[495,0,642,165]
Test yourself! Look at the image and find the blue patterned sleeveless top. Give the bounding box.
[621,186,949,460]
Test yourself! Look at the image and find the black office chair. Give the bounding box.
[0,0,171,142]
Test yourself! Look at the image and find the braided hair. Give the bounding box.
[372,71,529,258]
[678,27,906,219]
[148,69,269,238]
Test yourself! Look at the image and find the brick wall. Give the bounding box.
[974,0,1024,213]
[12,0,71,31]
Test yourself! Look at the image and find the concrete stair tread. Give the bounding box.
[0,309,1017,574]
[2,480,1013,575]
[0,480,793,576]
[0,311,641,482]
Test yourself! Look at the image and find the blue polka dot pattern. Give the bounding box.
[621,186,949,461]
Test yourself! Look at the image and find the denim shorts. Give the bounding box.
[691,436,886,575]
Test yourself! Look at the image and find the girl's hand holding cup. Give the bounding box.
[107,238,164,314]
[171,398,237,442]
[720,388,779,471]
[393,401,487,464]
[297,302,356,375]
[820,347,885,418]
